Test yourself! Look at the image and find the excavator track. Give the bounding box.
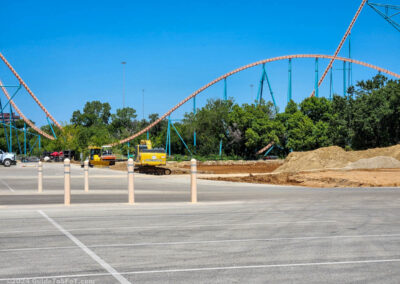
[135,166,172,175]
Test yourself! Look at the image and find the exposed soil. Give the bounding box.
[110,160,283,174]
[204,169,400,188]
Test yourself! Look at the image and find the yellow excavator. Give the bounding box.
[87,146,116,167]
[135,140,171,175]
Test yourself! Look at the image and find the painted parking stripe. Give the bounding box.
[0,220,336,235]
[0,179,14,192]
[38,210,130,284]
[1,258,400,281]
[2,232,400,253]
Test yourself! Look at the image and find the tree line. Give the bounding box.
[1,74,399,159]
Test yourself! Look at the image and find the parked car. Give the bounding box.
[0,149,17,167]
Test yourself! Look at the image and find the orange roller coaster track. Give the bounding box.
[111,54,400,146]
[0,52,62,129]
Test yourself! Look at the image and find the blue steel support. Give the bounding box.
[1,85,22,113]
[146,131,149,140]
[24,123,27,156]
[193,96,196,147]
[38,135,41,152]
[263,145,275,157]
[0,97,10,151]
[171,122,192,156]
[256,65,265,104]
[223,78,227,100]
[263,66,278,113]
[127,141,130,158]
[29,136,39,155]
[219,140,223,157]
[46,116,57,139]
[343,61,347,96]
[329,67,333,100]
[348,33,353,87]
[314,58,319,98]
[368,2,400,32]
[287,59,292,103]
[9,104,12,153]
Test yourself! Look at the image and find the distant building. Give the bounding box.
[0,113,21,124]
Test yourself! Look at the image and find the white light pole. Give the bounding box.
[121,61,126,108]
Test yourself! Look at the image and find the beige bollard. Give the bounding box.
[191,158,197,203]
[84,160,89,192]
[64,158,71,205]
[128,158,134,204]
[38,161,43,193]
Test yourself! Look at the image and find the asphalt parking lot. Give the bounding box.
[0,163,399,283]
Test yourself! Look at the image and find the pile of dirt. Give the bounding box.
[344,156,400,170]
[275,145,400,173]
[205,169,400,188]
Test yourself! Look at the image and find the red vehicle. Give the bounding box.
[50,151,64,162]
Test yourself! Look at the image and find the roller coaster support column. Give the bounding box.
[9,104,12,153]
[223,78,227,100]
[193,96,196,147]
[348,33,353,87]
[329,68,333,100]
[288,59,292,103]
[127,141,130,158]
[343,61,347,96]
[24,123,27,156]
[38,135,41,152]
[315,58,319,98]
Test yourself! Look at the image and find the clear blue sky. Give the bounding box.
[1,0,399,126]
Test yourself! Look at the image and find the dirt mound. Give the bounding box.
[275,145,400,173]
[344,156,400,170]
[204,169,400,188]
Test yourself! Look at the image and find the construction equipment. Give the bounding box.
[88,146,116,167]
[135,140,171,175]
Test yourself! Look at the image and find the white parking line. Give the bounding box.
[38,210,130,284]
[1,258,400,281]
[0,220,336,235]
[1,232,400,253]
[0,179,14,192]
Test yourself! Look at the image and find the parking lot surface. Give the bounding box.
[0,163,399,283]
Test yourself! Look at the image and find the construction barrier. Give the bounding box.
[38,161,43,193]
[128,158,135,204]
[191,158,197,203]
[64,158,71,205]
[84,160,89,192]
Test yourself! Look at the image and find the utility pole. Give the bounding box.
[121,61,126,108]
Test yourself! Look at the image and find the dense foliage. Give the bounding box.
[1,75,399,159]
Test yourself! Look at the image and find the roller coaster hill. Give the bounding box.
[1,0,400,161]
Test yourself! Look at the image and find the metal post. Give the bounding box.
[168,117,171,157]
[24,123,27,156]
[288,58,292,103]
[38,135,41,152]
[315,58,319,98]
[348,33,352,87]
[193,97,196,147]
[9,104,12,153]
[219,140,222,157]
[38,161,43,193]
[127,141,130,158]
[190,158,197,203]
[64,159,71,205]
[343,61,347,96]
[128,158,134,204]
[84,160,89,192]
[223,78,227,100]
[329,67,333,100]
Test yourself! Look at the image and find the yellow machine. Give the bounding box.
[88,146,116,167]
[135,140,171,175]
